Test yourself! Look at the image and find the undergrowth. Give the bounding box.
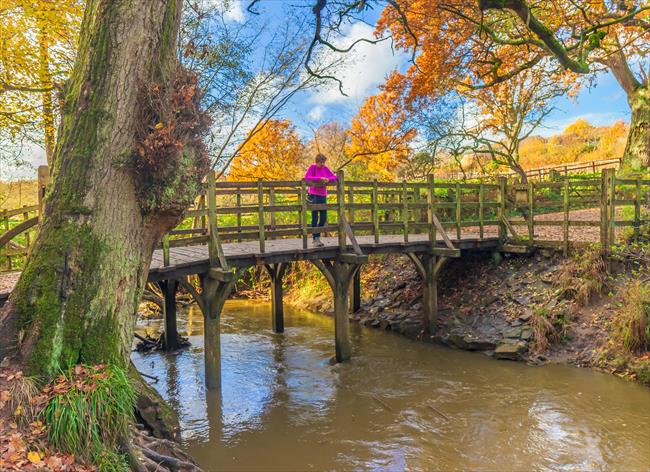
[555,245,607,306]
[42,364,134,470]
[611,281,650,354]
[531,306,572,354]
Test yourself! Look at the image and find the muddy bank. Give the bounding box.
[285,249,650,385]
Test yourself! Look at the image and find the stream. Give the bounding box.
[132,300,650,471]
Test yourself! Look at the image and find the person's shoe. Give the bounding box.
[312,238,325,247]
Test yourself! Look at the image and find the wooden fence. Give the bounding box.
[448,157,622,181]
[2,168,649,271]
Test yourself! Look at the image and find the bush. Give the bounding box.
[531,306,572,353]
[611,281,650,354]
[42,364,134,468]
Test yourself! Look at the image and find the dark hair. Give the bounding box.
[315,154,327,163]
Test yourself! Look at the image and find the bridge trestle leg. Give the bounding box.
[406,253,448,335]
[158,279,179,351]
[197,268,240,391]
[312,254,368,362]
[264,263,289,333]
[350,269,361,314]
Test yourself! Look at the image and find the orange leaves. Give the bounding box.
[345,89,416,180]
[228,119,307,181]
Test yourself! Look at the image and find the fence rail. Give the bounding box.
[448,157,622,181]
[2,168,649,272]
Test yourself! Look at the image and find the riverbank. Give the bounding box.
[268,247,650,386]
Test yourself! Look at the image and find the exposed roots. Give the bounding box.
[129,426,202,472]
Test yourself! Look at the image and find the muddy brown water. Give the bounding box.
[132,300,650,472]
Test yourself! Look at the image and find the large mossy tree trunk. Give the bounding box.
[0,0,206,378]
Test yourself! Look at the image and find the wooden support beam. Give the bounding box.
[406,252,447,335]
[157,279,179,351]
[350,268,361,313]
[264,263,289,333]
[311,258,364,362]
[197,268,245,390]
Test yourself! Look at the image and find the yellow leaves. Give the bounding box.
[228,119,307,181]
[27,450,42,464]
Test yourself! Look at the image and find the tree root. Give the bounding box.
[129,427,202,472]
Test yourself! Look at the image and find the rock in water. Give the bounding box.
[493,341,527,361]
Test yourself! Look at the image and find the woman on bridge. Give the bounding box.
[304,154,337,247]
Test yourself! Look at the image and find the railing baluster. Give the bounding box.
[455,182,461,240]
[498,177,507,242]
[372,179,379,244]
[257,179,265,253]
[301,180,308,249]
[207,170,217,266]
[402,181,409,243]
[337,170,346,250]
[269,187,276,240]
[479,182,484,240]
[563,178,569,256]
[527,181,534,246]
[427,174,435,246]
[634,177,641,242]
[236,191,242,242]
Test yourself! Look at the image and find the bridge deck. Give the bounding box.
[148,233,501,282]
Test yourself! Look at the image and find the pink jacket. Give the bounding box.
[304,164,337,196]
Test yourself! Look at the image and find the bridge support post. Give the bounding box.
[196,268,240,391]
[350,269,361,313]
[407,253,448,335]
[158,279,179,351]
[264,263,289,333]
[313,254,368,362]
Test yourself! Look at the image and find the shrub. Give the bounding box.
[531,306,572,353]
[42,364,134,467]
[611,281,650,354]
[555,246,606,306]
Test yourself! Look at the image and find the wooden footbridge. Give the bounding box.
[2,168,649,390]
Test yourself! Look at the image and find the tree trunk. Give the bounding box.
[0,0,206,378]
[623,85,649,170]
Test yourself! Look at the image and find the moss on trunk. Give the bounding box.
[623,86,649,170]
[1,0,206,379]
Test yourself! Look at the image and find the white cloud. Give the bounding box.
[308,106,325,121]
[203,0,245,23]
[309,23,409,106]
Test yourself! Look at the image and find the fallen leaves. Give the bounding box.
[0,368,95,471]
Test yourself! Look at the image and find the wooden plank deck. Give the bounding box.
[148,233,501,281]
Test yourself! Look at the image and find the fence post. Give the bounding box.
[634,178,641,242]
[600,168,614,249]
[455,182,462,240]
[269,187,276,240]
[301,180,308,249]
[257,179,265,253]
[402,181,409,243]
[207,170,218,266]
[498,177,507,242]
[427,174,436,246]
[337,170,346,250]
[527,181,534,246]
[479,182,484,240]
[372,179,379,244]
[563,178,569,256]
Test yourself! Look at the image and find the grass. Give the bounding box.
[42,364,134,469]
[531,306,572,354]
[555,245,607,306]
[611,281,650,354]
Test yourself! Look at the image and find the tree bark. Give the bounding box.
[622,85,649,169]
[0,0,206,377]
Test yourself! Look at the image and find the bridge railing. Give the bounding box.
[158,168,650,266]
[2,168,649,271]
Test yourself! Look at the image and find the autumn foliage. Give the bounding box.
[228,119,307,181]
[345,89,416,180]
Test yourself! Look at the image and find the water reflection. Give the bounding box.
[132,300,650,472]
